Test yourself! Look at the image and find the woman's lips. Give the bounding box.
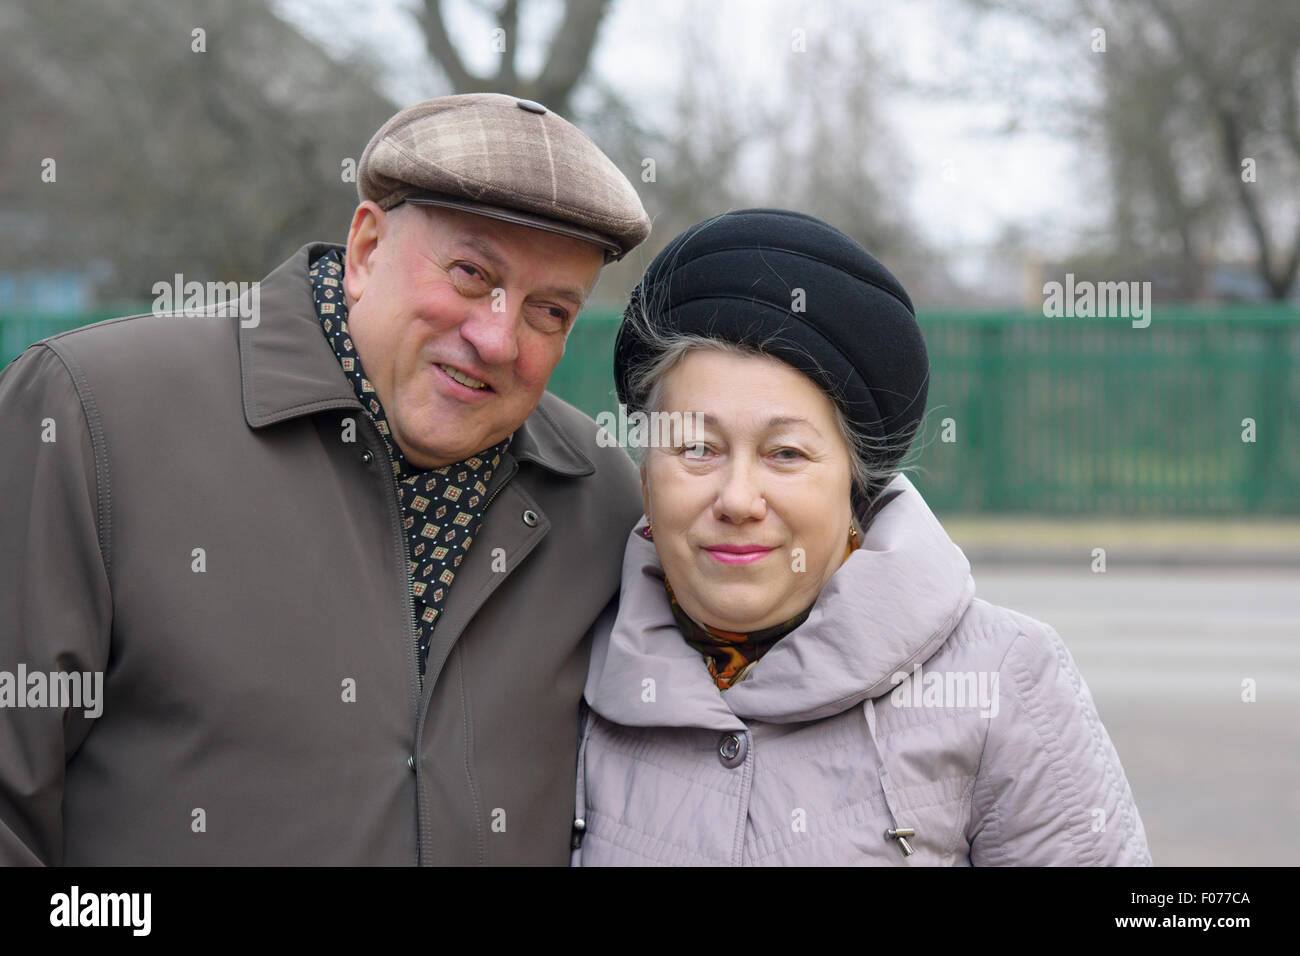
[704,545,774,565]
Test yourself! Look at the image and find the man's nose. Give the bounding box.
[713,457,767,523]
[458,292,519,366]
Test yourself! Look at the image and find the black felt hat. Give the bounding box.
[614,208,929,510]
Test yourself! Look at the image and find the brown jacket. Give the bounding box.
[0,241,642,865]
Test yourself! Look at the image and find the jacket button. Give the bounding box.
[362,450,374,464]
[406,755,415,771]
[718,732,747,768]
[522,509,539,527]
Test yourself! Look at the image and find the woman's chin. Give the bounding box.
[689,594,784,632]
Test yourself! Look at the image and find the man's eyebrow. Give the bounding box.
[543,285,588,309]
[453,235,508,274]
[699,413,823,438]
[452,235,588,308]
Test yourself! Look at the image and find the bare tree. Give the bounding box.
[954,0,1300,300]
[416,0,611,116]
[1141,0,1300,300]
[1,0,395,302]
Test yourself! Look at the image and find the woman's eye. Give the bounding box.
[772,447,805,461]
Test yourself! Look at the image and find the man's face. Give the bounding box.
[342,202,605,467]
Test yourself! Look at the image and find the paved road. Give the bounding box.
[971,564,1300,866]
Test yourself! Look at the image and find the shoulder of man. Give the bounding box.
[10,284,256,400]
[519,391,642,529]
[530,390,640,484]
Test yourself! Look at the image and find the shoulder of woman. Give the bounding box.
[935,597,1064,672]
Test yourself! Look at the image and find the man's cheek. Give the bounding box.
[517,347,563,390]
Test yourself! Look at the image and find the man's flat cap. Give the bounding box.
[358,93,651,261]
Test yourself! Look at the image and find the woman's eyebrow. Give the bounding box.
[765,415,823,438]
[698,413,823,438]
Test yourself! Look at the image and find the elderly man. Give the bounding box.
[0,94,649,864]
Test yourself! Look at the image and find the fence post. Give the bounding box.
[1248,322,1288,512]
[979,321,1006,512]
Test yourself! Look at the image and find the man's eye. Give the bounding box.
[682,443,711,459]
[452,263,489,284]
[525,304,571,332]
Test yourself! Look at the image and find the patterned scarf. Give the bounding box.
[310,249,510,681]
[654,529,859,690]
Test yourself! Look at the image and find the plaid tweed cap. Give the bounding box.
[357,93,651,261]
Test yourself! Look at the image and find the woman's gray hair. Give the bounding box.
[620,294,921,526]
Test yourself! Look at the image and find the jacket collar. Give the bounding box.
[239,241,592,477]
[584,473,976,729]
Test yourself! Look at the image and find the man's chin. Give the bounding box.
[396,423,513,469]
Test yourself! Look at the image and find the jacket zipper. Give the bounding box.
[358,416,424,865]
[408,453,520,864]
[394,463,423,694]
[480,458,518,514]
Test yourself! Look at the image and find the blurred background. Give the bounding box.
[2,0,1297,864]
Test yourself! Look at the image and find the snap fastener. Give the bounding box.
[718,732,747,768]
[522,509,539,527]
[516,98,547,114]
[362,450,374,464]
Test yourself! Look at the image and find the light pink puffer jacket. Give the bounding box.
[573,474,1151,866]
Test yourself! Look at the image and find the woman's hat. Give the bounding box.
[613,208,929,507]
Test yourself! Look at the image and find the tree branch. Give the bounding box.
[534,0,610,112]
[420,0,479,92]
[493,0,519,89]
[1144,0,1286,296]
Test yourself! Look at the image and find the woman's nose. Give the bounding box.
[713,459,767,522]
[458,294,519,366]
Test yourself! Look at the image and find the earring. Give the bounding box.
[641,523,654,540]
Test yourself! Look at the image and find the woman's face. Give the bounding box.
[641,349,856,633]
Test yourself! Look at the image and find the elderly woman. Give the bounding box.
[572,209,1151,866]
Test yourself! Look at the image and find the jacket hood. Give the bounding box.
[584,472,976,729]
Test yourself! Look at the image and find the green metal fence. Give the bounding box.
[4,305,1297,514]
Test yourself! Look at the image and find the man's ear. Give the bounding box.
[343,200,389,306]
